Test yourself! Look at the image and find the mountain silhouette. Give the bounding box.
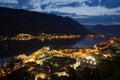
[84,24,120,37]
[0,7,91,36]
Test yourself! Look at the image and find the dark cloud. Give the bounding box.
[100,0,120,8]
[17,0,29,6]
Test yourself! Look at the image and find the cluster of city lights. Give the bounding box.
[0,33,81,41]
[1,38,120,78]
[0,33,106,41]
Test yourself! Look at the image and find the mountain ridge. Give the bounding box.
[0,7,91,36]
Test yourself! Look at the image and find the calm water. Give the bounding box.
[0,37,110,65]
[71,37,109,48]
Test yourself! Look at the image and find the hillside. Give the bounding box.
[0,7,91,36]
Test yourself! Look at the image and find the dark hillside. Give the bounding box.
[0,7,91,36]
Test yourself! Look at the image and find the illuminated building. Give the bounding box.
[13,33,33,40]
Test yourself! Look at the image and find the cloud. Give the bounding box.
[0,0,18,3]
[0,0,120,17]
[27,0,120,17]
[42,0,89,4]
[40,5,120,16]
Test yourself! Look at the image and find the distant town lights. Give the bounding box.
[109,40,114,44]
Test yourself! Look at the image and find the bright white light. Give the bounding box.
[90,61,93,64]
[86,60,89,63]
[94,62,97,65]
[85,56,96,61]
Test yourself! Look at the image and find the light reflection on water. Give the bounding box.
[71,37,109,48]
